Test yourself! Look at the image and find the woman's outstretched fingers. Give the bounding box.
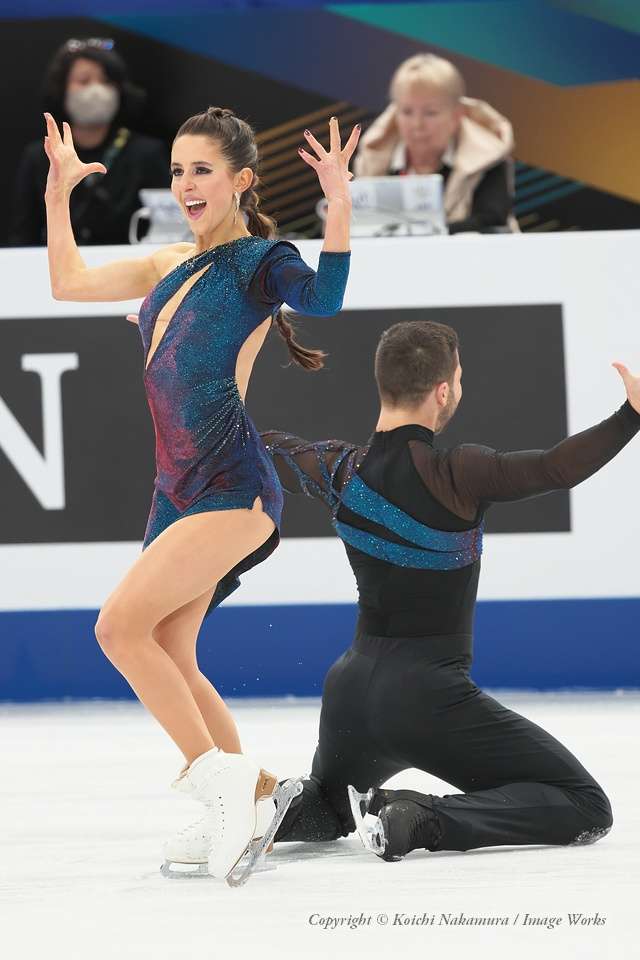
[45,113,61,144]
[298,147,319,170]
[342,124,361,163]
[303,128,327,159]
[329,116,341,153]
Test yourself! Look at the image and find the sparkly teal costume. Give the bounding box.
[137,236,350,610]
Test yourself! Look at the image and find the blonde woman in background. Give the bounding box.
[355,53,517,234]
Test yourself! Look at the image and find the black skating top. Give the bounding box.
[263,401,640,637]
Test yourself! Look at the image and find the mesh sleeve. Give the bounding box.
[445,402,640,511]
[261,431,362,510]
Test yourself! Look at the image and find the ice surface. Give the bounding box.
[1,692,638,960]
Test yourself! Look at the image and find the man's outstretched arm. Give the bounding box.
[450,366,640,508]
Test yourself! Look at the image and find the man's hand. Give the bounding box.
[613,363,640,415]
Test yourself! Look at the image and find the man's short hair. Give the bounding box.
[374,320,459,408]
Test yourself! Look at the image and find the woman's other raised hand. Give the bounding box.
[43,112,107,199]
[298,116,361,205]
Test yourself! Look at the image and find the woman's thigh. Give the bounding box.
[152,587,215,673]
[101,499,275,633]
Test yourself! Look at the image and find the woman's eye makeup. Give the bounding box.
[171,166,213,177]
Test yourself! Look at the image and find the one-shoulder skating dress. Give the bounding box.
[137,236,350,611]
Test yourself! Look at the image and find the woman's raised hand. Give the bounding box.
[298,117,361,205]
[43,112,107,198]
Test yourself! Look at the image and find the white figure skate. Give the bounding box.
[161,797,276,879]
[227,778,303,888]
[169,748,302,886]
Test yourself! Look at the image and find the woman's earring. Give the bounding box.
[234,192,240,224]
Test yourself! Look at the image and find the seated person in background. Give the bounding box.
[9,38,169,246]
[354,53,517,234]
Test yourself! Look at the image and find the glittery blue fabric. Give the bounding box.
[335,518,483,570]
[340,473,484,564]
[137,235,350,609]
[262,434,483,571]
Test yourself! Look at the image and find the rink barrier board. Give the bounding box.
[0,597,638,701]
[2,235,640,695]
[0,303,568,543]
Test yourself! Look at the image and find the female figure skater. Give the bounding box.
[44,106,359,882]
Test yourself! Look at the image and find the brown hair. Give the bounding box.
[175,106,325,371]
[375,320,459,408]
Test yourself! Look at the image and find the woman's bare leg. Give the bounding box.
[153,590,242,754]
[95,499,274,763]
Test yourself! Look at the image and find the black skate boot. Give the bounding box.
[349,785,435,826]
[348,785,441,861]
[375,796,442,861]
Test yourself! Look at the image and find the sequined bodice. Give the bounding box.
[137,237,282,510]
[137,237,351,610]
[137,236,351,516]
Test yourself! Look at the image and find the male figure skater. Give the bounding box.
[165,320,639,869]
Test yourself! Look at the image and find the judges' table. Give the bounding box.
[1,232,639,697]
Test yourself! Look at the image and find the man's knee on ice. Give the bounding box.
[571,785,613,844]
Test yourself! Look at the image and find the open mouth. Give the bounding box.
[185,199,207,220]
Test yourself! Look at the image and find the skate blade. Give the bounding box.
[161,856,274,880]
[160,860,210,880]
[347,785,380,852]
[366,816,387,858]
[226,778,303,888]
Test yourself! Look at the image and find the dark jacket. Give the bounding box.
[9,128,169,246]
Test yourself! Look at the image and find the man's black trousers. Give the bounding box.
[275,627,612,851]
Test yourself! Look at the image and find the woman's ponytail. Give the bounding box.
[241,182,275,240]
[241,184,327,371]
[272,311,327,371]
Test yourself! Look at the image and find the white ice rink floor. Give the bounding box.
[2,692,638,960]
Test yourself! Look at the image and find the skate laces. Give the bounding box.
[175,814,208,839]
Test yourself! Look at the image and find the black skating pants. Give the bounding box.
[275,628,613,851]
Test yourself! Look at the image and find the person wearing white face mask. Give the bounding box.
[9,38,168,246]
